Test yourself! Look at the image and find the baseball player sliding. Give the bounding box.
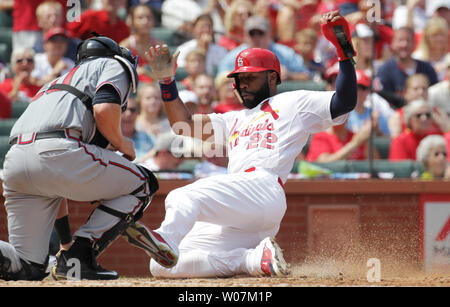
[0,36,177,281]
[127,11,358,278]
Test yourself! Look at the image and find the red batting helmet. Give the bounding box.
[227,48,281,84]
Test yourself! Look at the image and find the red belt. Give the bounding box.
[244,167,284,189]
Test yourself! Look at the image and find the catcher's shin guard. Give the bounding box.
[91,205,137,257]
[91,164,159,257]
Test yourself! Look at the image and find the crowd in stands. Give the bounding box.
[0,0,449,180]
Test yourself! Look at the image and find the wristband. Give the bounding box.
[54,215,72,245]
[160,79,179,102]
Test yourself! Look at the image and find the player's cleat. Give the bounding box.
[257,237,290,277]
[0,249,12,280]
[51,249,119,280]
[1,243,49,281]
[46,255,56,274]
[51,237,119,280]
[122,221,178,268]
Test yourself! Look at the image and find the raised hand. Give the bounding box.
[146,44,180,84]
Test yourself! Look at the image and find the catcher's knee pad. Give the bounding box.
[133,164,159,220]
[135,164,159,196]
[91,165,159,257]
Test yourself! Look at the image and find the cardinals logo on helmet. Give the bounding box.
[237,57,244,67]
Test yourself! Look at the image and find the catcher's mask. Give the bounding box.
[76,35,139,111]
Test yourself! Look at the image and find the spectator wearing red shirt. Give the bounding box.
[388,73,447,138]
[0,90,12,119]
[217,0,253,51]
[389,99,445,161]
[306,117,379,162]
[120,4,158,83]
[11,0,67,50]
[0,48,41,103]
[67,0,130,43]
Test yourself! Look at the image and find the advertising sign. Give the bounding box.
[421,199,450,273]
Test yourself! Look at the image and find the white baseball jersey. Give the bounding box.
[151,89,349,278]
[209,90,347,183]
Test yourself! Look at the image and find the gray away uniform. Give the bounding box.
[1,57,151,267]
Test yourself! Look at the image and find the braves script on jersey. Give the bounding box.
[209,90,347,183]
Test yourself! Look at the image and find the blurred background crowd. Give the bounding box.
[0,0,449,181]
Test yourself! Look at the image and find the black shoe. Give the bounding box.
[0,250,48,281]
[0,250,12,280]
[51,238,119,281]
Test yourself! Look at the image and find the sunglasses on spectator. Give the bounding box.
[16,58,34,64]
[249,30,266,37]
[414,112,432,119]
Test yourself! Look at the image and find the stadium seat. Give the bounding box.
[293,160,422,179]
[307,160,349,173]
[0,43,10,63]
[0,27,12,63]
[373,137,391,159]
[151,27,176,46]
[0,11,12,28]
[0,119,16,136]
[0,135,10,168]
[175,66,188,81]
[11,100,29,118]
[278,80,326,93]
[348,160,421,178]
[177,159,200,173]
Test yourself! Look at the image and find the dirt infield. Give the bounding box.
[1,263,448,287]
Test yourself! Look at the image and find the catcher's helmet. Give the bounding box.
[227,48,281,84]
[76,36,139,95]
